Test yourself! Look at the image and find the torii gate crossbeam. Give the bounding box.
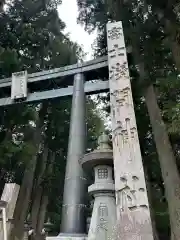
[0,80,109,107]
[0,56,108,89]
[0,56,109,106]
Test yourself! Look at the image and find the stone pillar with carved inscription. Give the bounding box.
[106,21,154,239]
[81,134,116,240]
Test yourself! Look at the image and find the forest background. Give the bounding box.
[1,0,180,240]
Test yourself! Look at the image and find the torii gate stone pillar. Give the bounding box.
[107,21,154,239]
[47,73,87,240]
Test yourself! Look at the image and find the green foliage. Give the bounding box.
[0,47,20,76]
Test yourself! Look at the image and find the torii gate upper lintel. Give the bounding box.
[0,55,109,106]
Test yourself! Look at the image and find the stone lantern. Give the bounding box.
[81,134,116,240]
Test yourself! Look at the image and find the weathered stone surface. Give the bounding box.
[106,21,154,239]
[81,134,116,240]
[46,236,87,240]
[0,183,20,239]
[87,190,116,240]
[1,183,20,219]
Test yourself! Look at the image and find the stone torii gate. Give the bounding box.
[0,21,154,240]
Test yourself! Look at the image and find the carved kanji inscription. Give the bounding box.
[108,26,123,40]
[109,62,129,81]
[108,44,125,59]
[107,21,154,239]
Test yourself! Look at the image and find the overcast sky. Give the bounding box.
[58,0,96,60]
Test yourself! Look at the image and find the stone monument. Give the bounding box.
[81,134,116,240]
[106,21,154,239]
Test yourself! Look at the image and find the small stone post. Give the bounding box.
[0,183,20,239]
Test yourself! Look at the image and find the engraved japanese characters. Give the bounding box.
[107,21,154,239]
[98,204,108,232]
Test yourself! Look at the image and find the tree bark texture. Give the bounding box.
[31,148,48,233]
[10,103,49,240]
[31,151,54,235]
[164,19,180,71]
[144,84,180,240]
[144,169,160,240]
[10,127,42,240]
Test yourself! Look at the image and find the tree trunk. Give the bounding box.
[144,84,180,240]
[36,152,54,234]
[31,148,48,233]
[144,168,160,240]
[10,126,42,240]
[37,191,49,233]
[31,187,43,231]
[164,19,180,71]
[0,0,5,12]
[10,113,44,240]
[11,156,39,240]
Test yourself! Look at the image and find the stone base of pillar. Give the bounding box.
[47,234,87,240]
